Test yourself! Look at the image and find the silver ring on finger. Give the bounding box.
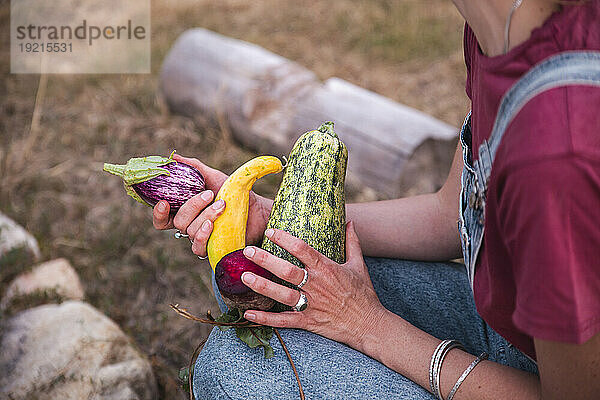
[297,268,308,289]
[293,291,308,312]
[190,242,207,259]
[174,230,189,239]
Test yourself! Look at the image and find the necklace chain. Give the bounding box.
[504,0,524,53]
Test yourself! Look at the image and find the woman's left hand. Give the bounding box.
[240,221,388,351]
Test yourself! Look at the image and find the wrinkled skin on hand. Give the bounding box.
[239,222,388,351]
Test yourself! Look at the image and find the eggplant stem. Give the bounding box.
[103,163,126,177]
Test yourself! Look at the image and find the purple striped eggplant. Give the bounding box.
[103,151,205,213]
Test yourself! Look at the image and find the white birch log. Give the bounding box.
[160,28,457,198]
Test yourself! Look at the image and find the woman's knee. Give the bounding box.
[193,328,298,400]
[192,330,231,400]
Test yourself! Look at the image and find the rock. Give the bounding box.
[1,258,85,311]
[0,301,158,400]
[0,212,40,261]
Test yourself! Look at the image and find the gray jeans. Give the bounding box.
[194,258,538,399]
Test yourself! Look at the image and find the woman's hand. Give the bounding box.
[151,154,273,258]
[240,221,388,351]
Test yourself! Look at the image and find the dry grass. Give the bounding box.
[1,1,468,398]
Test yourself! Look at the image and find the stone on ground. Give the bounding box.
[0,212,40,261]
[0,301,158,400]
[1,258,84,311]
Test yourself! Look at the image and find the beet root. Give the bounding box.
[215,249,276,311]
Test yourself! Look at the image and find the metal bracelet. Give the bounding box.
[434,340,464,400]
[446,352,488,400]
[430,340,451,394]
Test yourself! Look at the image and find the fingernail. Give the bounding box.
[158,201,167,213]
[201,190,213,201]
[244,312,256,321]
[265,228,274,238]
[212,199,225,210]
[242,272,255,284]
[201,220,211,232]
[243,247,255,258]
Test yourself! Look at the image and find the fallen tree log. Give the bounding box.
[159,28,457,198]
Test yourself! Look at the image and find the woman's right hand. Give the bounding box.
[152,154,273,258]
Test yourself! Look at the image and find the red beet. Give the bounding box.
[215,250,276,311]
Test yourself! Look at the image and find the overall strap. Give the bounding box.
[474,51,600,194]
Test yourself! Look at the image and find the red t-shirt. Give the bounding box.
[465,1,600,360]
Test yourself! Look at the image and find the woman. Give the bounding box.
[153,0,600,398]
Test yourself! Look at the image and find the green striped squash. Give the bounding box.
[261,122,348,301]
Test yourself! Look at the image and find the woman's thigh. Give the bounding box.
[366,258,487,356]
[366,257,537,373]
[195,258,536,399]
[193,327,435,400]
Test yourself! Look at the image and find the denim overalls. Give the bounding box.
[458,51,600,289]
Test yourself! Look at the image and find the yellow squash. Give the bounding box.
[207,156,283,271]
